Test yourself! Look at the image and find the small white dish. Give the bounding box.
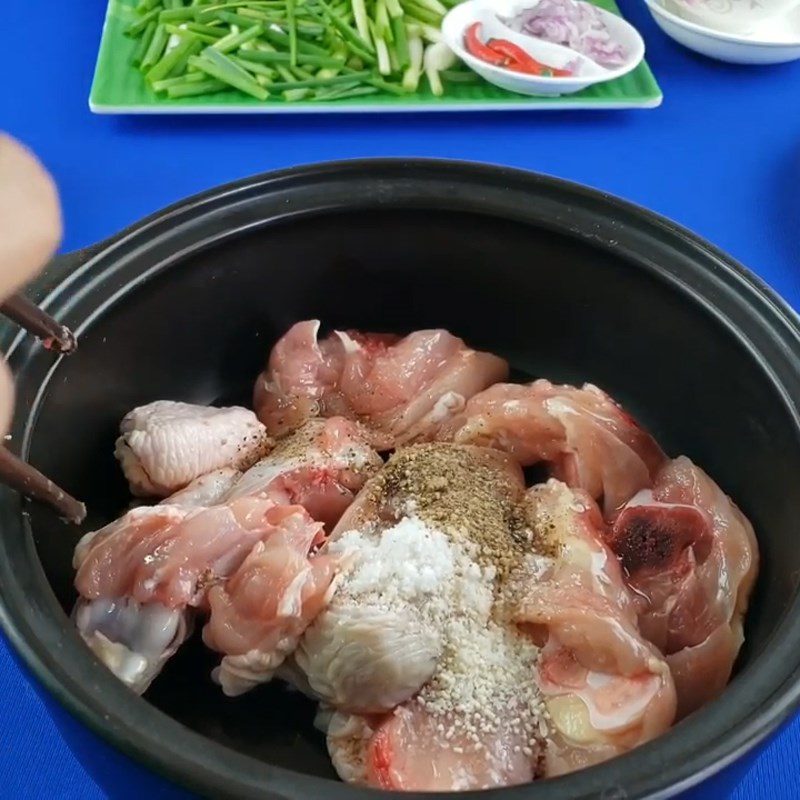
[644,0,800,63]
[441,0,646,97]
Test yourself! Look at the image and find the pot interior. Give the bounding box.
[18,205,800,781]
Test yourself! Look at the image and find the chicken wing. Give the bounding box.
[116,400,272,497]
[73,497,282,693]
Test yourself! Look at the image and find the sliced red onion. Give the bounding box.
[502,0,627,68]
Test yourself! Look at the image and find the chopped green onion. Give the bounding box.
[185,21,227,38]
[283,87,313,101]
[287,0,298,66]
[127,7,161,36]
[400,0,441,25]
[290,64,315,79]
[168,78,229,97]
[240,8,326,36]
[127,0,460,102]
[265,69,370,90]
[237,49,345,67]
[390,16,409,68]
[306,5,375,63]
[152,71,210,92]
[201,9,252,26]
[165,22,219,42]
[132,20,158,66]
[351,0,372,41]
[230,54,279,79]
[211,22,263,52]
[159,8,196,22]
[368,20,391,76]
[368,73,408,94]
[401,30,422,91]
[275,64,298,82]
[375,0,392,40]
[260,24,332,56]
[315,65,344,80]
[313,78,362,96]
[147,34,201,83]
[188,49,269,98]
[320,84,379,100]
[141,23,170,70]
[407,0,447,15]
[316,0,374,55]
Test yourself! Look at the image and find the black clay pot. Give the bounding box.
[2,159,800,800]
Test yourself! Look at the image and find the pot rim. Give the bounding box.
[1,157,799,800]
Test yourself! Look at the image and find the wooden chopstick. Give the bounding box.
[0,294,83,520]
[0,293,77,354]
[0,446,86,524]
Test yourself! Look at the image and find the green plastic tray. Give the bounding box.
[90,0,663,113]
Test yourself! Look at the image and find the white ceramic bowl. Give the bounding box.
[644,0,800,64]
[669,0,799,34]
[441,0,646,97]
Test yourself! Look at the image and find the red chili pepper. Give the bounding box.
[463,22,507,66]
[486,38,548,74]
[486,38,572,77]
[464,22,573,76]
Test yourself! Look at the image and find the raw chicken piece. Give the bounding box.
[75,498,282,609]
[115,400,272,497]
[443,381,666,517]
[253,320,508,449]
[73,497,284,693]
[203,504,343,696]
[515,480,676,776]
[298,444,526,717]
[224,417,382,529]
[307,443,553,791]
[606,457,758,718]
[161,468,242,508]
[73,506,194,694]
[328,702,535,791]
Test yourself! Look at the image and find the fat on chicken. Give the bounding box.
[443,380,666,517]
[253,320,508,449]
[115,400,272,497]
[606,457,758,719]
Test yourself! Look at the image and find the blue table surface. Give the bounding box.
[2,1,800,798]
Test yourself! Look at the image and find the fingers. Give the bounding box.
[0,133,62,301]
